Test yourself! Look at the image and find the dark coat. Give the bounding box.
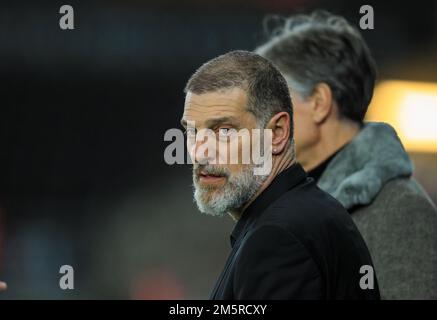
[210,163,380,300]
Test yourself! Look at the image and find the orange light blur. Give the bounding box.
[366,80,437,153]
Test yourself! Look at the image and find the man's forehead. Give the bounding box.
[181,88,252,129]
[184,88,247,114]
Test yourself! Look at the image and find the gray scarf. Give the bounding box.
[318,122,413,210]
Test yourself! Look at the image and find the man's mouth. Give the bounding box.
[198,171,227,184]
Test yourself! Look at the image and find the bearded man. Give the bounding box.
[181,50,380,299]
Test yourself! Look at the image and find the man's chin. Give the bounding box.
[199,208,226,217]
[195,190,221,207]
[195,200,227,217]
[194,190,229,217]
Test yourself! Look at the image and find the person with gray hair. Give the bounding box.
[182,50,380,299]
[256,10,437,299]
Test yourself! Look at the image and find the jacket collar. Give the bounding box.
[318,122,413,210]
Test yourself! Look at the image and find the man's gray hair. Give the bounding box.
[255,11,377,123]
[184,50,293,130]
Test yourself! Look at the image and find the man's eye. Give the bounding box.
[218,128,232,137]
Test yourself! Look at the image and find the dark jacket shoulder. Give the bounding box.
[238,178,379,299]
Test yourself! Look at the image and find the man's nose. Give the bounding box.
[188,135,215,165]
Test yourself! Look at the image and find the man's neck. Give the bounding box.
[228,146,295,221]
[300,120,361,172]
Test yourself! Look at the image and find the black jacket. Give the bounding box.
[210,163,380,300]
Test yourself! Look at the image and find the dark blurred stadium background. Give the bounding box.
[0,0,436,299]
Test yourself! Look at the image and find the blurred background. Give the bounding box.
[0,0,436,299]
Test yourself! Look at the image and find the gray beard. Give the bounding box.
[193,164,267,217]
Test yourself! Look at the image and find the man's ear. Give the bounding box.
[310,83,334,124]
[266,111,291,155]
